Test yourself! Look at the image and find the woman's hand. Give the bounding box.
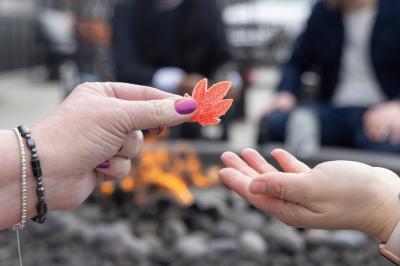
[31,82,196,213]
[218,148,400,242]
[261,91,297,116]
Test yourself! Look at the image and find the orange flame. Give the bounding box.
[99,181,115,197]
[99,130,220,206]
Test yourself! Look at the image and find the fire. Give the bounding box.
[99,181,115,197]
[99,130,221,206]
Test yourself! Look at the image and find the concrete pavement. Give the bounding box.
[0,69,62,129]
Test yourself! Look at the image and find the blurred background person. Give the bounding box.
[36,0,116,95]
[36,0,77,81]
[71,0,115,83]
[258,0,400,154]
[112,0,240,140]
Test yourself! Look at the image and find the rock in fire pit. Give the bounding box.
[0,187,391,266]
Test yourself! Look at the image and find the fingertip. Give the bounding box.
[271,148,286,156]
[220,151,235,161]
[96,157,132,177]
[241,147,257,156]
[115,158,133,177]
[175,98,197,115]
[131,130,144,154]
[271,149,287,162]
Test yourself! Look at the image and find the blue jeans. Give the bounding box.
[258,103,400,154]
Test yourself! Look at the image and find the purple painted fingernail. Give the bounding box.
[175,99,197,115]
[97,160,111,169]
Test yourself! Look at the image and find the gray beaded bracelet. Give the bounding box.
[17,125,47,224]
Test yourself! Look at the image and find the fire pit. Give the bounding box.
[0,135,391,266]
[99,132,225,206]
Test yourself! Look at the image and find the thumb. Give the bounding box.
[249,172,310,203]
[122,97,197,131]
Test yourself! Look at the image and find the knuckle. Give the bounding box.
[271,181,286,199]
[145,101,165,126]
[78,82,94,90]
[74,83,88,93]
[152,101,164,117]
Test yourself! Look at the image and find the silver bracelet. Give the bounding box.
[13,128,28,230]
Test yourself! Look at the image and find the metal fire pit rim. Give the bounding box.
[142,140,400,173]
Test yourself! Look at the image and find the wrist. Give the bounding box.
[375,206,400,243]
[0,130,38,228]
[30,122,60,212]
[364,169,400,242]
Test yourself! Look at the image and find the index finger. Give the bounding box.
[220,151,259,178]
[241,148,278,174]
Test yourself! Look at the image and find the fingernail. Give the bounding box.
[249,180,267,194]
[97,160,111,169]
[175,99,197,115]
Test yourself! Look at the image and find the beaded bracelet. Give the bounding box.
[12,128,28,230]
[17,125,48,224]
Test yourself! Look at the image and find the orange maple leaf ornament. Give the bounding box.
[190,78,233,126]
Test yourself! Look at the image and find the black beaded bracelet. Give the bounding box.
[17,125,48,224]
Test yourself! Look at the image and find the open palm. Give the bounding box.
[218,148,400,242]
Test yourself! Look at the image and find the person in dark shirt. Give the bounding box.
[259,0,400,154]
[112,0,233,139]
[112,0,230,93]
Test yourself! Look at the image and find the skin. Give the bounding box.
[219,148,400,242]
[363,101,400,145]
[0,82,195,230]
[262,91,297,116]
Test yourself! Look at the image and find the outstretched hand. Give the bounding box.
[363,100,400,144]
[219,148,400,242]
